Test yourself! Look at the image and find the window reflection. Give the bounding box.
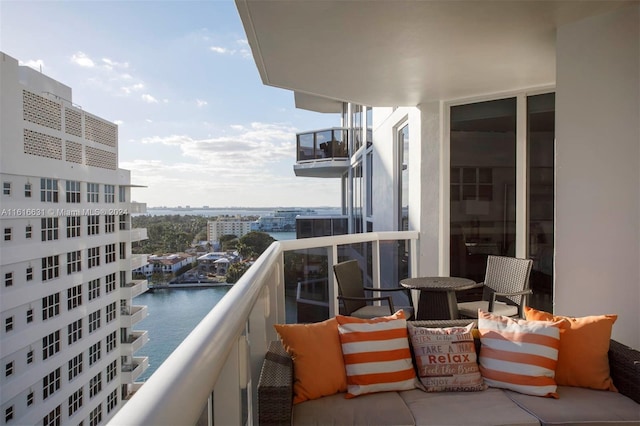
[450,98,517,283]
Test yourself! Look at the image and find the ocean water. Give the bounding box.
[133,287,231,381]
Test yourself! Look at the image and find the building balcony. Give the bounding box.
[294,127,349,177]
[109,231,418,425]
[121,330,149,354]
[120,279,148,299]
[129,227,148,243]
[122,382,145,401]
[129,202,147,214]
[129,253,149,270]
[121,356,149,383]
[120,304,148,328]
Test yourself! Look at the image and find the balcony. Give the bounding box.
[120,304,148,328]
[129,227,148,243]
[130,202,147,214]
[294,127,349,178]
[129,253,148,270]
[109,231,418,425]
[120,279,148,299]
[121,330,149,354]
[121,356,149,383]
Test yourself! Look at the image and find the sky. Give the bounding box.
[0,1,340,208]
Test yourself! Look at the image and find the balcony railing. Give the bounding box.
[294,127,349,177]
[108,231,418,425]
[120,304,148,328]
[121,330,149,353]
[119,279,148,299]
[121,356,149,383]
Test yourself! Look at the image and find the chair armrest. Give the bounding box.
[258,340,293,426]
[608,339,640,404]
[363,286,407,293]
[338,295,395,313]
[490,289,533,301]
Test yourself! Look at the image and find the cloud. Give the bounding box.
[114,120,124,125]
[19,59,45,71]
[139,122,298,172]
[210,46,230,54]
[196,99,208,107]
[101,57,129,69]
[141,94,159,103]
[71,51,95,68]
[209,39,251,58]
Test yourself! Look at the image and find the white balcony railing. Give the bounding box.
[121,356,149,383]
[119,279,148,300]
[108,231,419,425]
[120,305,148,328]
[121,330,149,354]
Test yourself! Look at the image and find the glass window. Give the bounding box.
[527,93,555,313]
[66,180,81,203]
[450,98,517,283]
[398,124,409,231]
[40,178,59,203]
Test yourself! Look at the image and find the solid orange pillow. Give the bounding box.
[524,307,617,391]
[274,318,347,404]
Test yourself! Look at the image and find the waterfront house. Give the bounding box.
[111,2,639,425]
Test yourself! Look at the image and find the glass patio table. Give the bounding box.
[400,277,481,320]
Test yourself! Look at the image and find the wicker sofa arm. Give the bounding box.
[258,340,293,426]
[609,339,640,404]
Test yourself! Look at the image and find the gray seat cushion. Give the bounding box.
[505,386,640,426]
[293,391,415,426]
[399,388,540,426]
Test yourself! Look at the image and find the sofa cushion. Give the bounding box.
[408,322,487,392]
[478,310,562,398]
[525,307,618,391]
[274,317,347,404]
[505,386,640,425]
[399,388,541,425]
[336,311,417,398]
[293,391,416,426]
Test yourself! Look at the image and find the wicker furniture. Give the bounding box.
[400,277,479,320]
[257,319,640,426]
[333,260,414,319]
[457,255,533,318]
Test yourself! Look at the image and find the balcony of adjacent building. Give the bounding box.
[121,356,149,383]
[129,202,147,215]
[121,330,149,354]
[127,227,148,243]
[120,304,148,328]
[120,279,148,299]
[294,127,349,177]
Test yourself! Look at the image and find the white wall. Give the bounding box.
[555,4,640,347]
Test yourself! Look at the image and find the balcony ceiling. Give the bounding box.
[236,0,633,110]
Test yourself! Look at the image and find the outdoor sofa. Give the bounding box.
[258,315,640,426]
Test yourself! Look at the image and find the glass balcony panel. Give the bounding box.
[297,132,315,161]
[285,247,330,323]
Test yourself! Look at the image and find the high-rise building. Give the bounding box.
[0,52,149,426]
[207,218,253,244]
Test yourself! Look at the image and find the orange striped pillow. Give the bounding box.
[336,311,417,398]
[478,310,563,398]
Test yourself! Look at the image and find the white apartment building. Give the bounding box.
[207,218,253,244]
[0,52,149,426]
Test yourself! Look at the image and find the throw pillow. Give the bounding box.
[478,310,562,398]
[408,322,487,392]
[274,317,347,404]
[336,310,417,398]
[524,307,618,391]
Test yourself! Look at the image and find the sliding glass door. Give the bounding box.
[449,94,554,311]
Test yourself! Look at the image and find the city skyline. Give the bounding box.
[1,1,340,208]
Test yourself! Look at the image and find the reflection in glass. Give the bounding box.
[399,125,409,231]
[450,98,516,283]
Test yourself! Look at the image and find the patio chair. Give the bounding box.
[333,259,414,319]
[457,255,533,319]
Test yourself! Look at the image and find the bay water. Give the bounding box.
[132,231,297,381]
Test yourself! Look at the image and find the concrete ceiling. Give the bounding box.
[236,0,634,110]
